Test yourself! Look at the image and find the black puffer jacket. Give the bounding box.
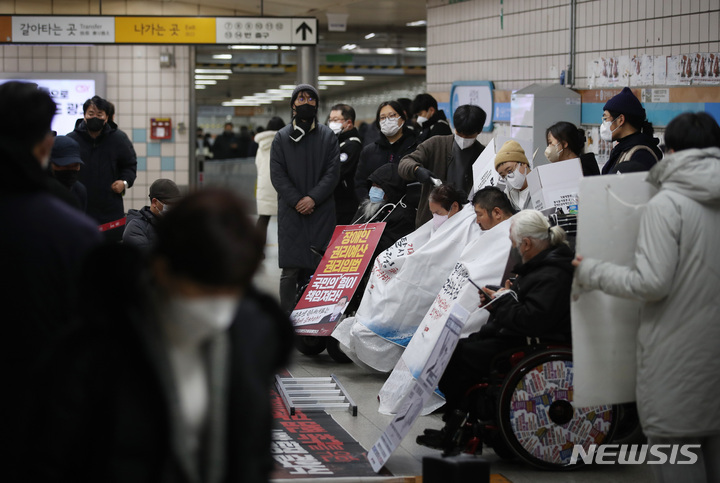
[482,243,575,340]
[354,128,417,201]
[68,119,137,224]
[416,109,452,144]
[335,127,363,225]
[602,131,663,174]
[122,206,158,250]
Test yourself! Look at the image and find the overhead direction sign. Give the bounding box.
[0,15,318,45]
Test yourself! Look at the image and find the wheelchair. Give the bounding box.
[437,343,638,470]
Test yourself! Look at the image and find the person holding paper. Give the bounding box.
[494,140,534,211]
[545,121,601,176]
[399,104,486,228]
[418,209,573,451]
[574,112,720,482]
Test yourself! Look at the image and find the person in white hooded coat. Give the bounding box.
[574,112,720,483]
[254,117,285,245]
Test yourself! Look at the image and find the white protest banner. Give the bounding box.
[378,218,513,415]
[468,138,499,200]
[367,304,470,473]
[571,172,657,406]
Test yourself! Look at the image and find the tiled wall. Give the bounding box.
[0,43,191,212]
[427,0,720,92]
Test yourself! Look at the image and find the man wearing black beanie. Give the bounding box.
[270,84,340,314]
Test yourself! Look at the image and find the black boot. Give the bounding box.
[416,410,467,451]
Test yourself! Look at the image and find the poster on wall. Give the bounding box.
[591,53,720,87]
[449,80,494,132]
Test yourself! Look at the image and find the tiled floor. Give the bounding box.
[255,218,653,483]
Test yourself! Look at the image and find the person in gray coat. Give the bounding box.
[574,112,720,483]
[123,178,182,250]
[270,84,340,314]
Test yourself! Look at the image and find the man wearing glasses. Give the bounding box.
[270,84,340,314]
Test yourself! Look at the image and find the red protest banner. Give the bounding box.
[291,223,385,337]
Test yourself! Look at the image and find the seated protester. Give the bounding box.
[354,100,417,201]
[418,209,573,450]
[545,121,600,176]
[600,87,662,174]
[123,178,181,250]
[411,93,452,144]
[427,184,467,231]
[352,162,415,256]
[495,140,533,211]
[399,104,486,228]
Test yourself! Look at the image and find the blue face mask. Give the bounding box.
[369,186,385,203]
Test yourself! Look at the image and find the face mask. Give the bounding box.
[506,164,527,190]
[368,186,385,203]
[166,296,239,342]
[53,170,79,188]
[454,134,476,150]
[294,104,316,121]
[86,117,105,132]
[432,213,449,229]
[600,119,620,142]
[380,118,401,137]
[416,115,428,126]
[544,143,563,163]
[328,121,344,135]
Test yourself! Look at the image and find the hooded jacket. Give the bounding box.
[576,147,720,438]
[334,127,362,225]
[254,130,279,216]
[601,131,663,174]
[68,119,137,225]
[354,127,417,201]
[123,205,159,250]
[416,109,452,145]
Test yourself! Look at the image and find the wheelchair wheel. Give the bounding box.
[295,336,327,355]
[497,348,617,470]
[325,337,352,363]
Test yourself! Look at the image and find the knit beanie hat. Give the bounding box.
[290,84,320,109]
[603,87,646,119]
[494,140,529,169]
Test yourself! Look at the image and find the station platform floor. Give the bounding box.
[253,217,654,483]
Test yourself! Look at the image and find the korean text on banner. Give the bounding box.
[571,172,657,406]
[469,138,499,200]
[291,223,385,337]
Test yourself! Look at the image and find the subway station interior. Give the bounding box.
[3,0,720,482]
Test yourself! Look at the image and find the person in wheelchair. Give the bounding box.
[418,209,574,450]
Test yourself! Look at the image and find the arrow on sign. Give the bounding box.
[295,21,313,41]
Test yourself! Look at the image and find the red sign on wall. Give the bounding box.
[291,223,385,337]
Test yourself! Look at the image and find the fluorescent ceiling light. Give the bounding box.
[194,80,217,85]
[376,48,395,55]
[341,44,357,50]
[281,46,297,50]
[212,54,233,60]
[229,45,278,50]
[195,68,232,74]
[405,47,427,52]
[318,85,328,90]
[406,20,427,27]
[364,33,375,39]
[319,80,346,86]
[318,76,365,81]
[194,75,230,80]
[194,85,206,89]
[279,85,297,90]
[222,101,259,106]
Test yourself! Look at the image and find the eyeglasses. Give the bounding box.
[497,162,518,179]
[295,95,316,105]
[379,113,400,122]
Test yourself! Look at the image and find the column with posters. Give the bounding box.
[291,223,384,337]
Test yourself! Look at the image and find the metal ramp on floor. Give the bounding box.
[275,374,358,417]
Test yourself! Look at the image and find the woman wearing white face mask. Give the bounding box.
[32,188,294,483]
[544,121,600,176]
[599,87,663,175]
[494,140,533,211]
[428,183,467,230]
[354,100,417,201]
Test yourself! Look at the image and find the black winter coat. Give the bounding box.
[28,244,294,483]
[123,205,158,250]
[335,127,363,225]
[270,122,340,268]
[416,110,452,145]
[68,119,137,224]
[601,131,663,174]
[354,128,417,201]
[481,243,575,340]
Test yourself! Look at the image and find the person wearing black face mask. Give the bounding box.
[48,135,88,212]
[68,95,137,242]
[270,84,340,315]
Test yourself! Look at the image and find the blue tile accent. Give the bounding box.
[147,143,161,156]
[136,156,147,171]
[582,101,706,127]
[132,128,147,143]
[161,156,175,170]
